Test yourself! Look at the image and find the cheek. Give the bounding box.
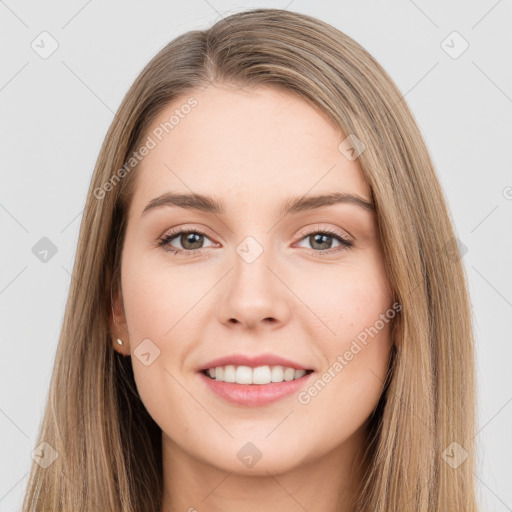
[331,273,394,380]
[295,266,393,415]
[120,253,209,424]
[121,251,202,338]
[297,258,392,342]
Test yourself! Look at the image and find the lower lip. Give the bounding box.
[199,371,314,407]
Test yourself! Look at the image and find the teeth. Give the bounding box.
[283,367,295,381]
[271,365,283,382]
[205,365,309,384]
[253,365,271,384]
[224,365,236,382]
[236,365,253,384]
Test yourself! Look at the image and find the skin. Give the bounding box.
[110,83,394,512]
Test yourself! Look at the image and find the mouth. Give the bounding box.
[198,364,315,407]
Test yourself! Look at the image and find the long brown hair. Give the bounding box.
[22,8,479,511]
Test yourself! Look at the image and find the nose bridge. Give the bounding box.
[218,231,290,327]
[229,215,274,275]
[232,232,277,299]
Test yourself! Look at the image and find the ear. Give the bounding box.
[110,284,131,356]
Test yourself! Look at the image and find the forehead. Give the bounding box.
[129,84,370,217]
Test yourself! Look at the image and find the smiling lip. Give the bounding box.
[199,371,314,407]
[197,352,314,407]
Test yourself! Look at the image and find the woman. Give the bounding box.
[22,8,479,511]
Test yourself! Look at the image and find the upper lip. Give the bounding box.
[199,353,313,372]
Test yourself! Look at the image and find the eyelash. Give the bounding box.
[156,226,353,257]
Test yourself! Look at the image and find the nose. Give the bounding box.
[217,241,292,330]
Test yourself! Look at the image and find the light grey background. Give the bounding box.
[1,1,511,510]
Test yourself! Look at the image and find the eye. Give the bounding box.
[157,228,216,256]
[294,226,353,254]
[157,225,353,257]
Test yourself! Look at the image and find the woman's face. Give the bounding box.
[112,83,394,476]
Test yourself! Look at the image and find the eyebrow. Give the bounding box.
[141,191,375,217]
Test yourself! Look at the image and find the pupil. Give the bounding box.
[182,232,203,250]
[311,233,332,250]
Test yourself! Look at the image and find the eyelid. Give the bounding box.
[160,223,218,241]
[295,223,353,243]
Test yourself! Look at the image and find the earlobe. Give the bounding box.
[112,338,130,356]
[114,338,127,355]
